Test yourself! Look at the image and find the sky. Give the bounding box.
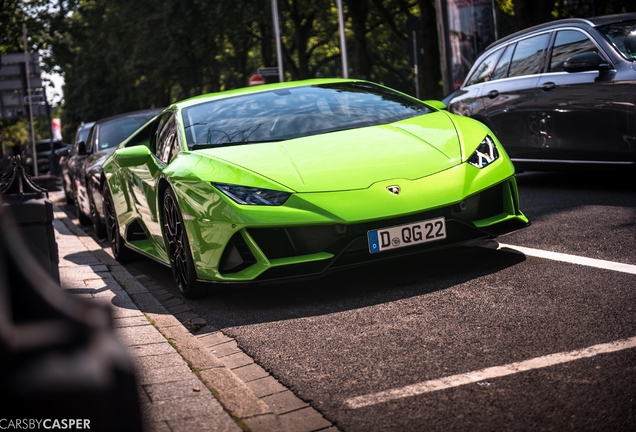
[42,69,64,107]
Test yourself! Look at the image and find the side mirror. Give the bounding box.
[114,145,151,168]
[423,100,447,111]
[563,52,610,73]
[77,141,87,156]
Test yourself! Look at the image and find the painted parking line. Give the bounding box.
[345,335,636,409]
[498,243,636,275]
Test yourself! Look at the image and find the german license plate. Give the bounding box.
[368,217,446,254]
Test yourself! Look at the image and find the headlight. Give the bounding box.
[212,183,291,206]
[467,136,499,169]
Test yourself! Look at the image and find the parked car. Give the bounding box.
[67,109,161,237]
[23,139,71,176]
[60,121,95,203]
[447,12,636,170]
[101,79,529,297]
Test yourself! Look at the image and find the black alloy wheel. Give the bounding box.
[162,187,203,298]
[103,184,134,263]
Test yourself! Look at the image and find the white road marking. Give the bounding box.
[345,336,636,409]
[498,243,636,275]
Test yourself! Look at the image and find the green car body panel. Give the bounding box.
[102,78,528,286]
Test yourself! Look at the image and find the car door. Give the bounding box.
[127,112,179,247]
[535,28,617,162]
[480,32,551,160]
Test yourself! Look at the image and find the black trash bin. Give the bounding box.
[0,156,59,283]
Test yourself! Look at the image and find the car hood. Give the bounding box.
[195,111,461,193]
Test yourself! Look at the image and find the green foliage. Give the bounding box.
[2,0,633,143]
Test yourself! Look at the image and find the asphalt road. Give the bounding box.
[68,170,636,431]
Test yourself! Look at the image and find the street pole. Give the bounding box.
[336,0,349,78]
[272,0,284,82]
[23,23,37,176]
[413,30,420,99]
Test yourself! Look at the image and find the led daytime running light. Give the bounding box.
[213,183,291,206]
[468,136,499,169]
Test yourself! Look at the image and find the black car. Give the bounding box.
[67,109,161,237]
[60,121,95,203]
[23,139,71,176]
[448,12,636,170]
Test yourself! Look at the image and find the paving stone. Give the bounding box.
[166,414,241,432]
[262,390,310,415]
[232,363,269,383]
[245,376,288,398]
[143,377,211,402]
[198,331,233,348]
[198,368,271,419]
[162,297,183,308]
[220,352,254,370]
[133,352,187,370]
[113,316,153,328]
[130,292,169,315]
[140,393,229,422]
[175,311,199,322]
[194,324,220,336]
[135,363,195,386]
[167,304,191,315]
[127,342,176,358]
[143,421,172,432]
[244,413,287,432]
[116,325,167,346]
[209,340,241,358]
[278,407,332,432]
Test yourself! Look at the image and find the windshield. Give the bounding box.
[182,82,432,148]
[597,19,636,60]
[97,114,157,150]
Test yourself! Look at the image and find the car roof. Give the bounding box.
[485,12,636,51]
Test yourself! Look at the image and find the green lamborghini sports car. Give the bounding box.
[101,79,529,297]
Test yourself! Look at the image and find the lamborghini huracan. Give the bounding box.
[101,79,529,297]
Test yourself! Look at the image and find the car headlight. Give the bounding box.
[212,183,291,206]
[467,136,499,169]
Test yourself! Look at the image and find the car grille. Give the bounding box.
[219,181,510,278]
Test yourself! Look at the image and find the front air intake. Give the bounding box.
[219,232,257,274]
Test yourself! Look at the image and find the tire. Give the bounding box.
[62,176,74,204]
[103,184,135,263]
[89,190,107,239]
[74,190,92,226]
[162,187,204,298]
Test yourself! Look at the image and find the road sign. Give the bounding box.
[1,52,39,64]
[249,74,266,86]
[0,91,46,107]
[0,77,42,92]
[1,104,48,120]
[0,63,41,77]
[257,67,280,77]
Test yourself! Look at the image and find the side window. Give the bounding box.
[507,33,550,78]
[155,114,180,164]
[491,44,514,80]
[85,126,97,153]
[549,30,598,72]
[465,48,503,86]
